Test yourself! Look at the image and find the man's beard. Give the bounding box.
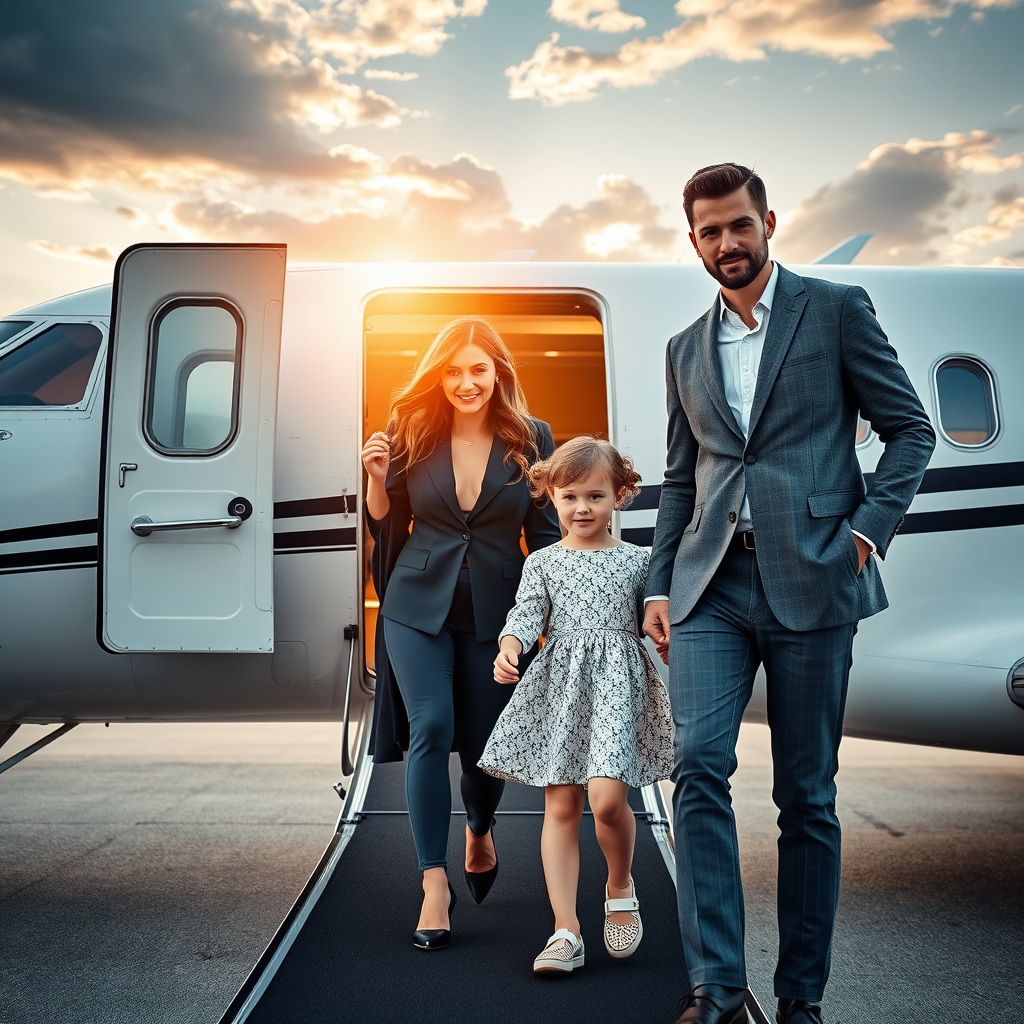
[702,235,769,289]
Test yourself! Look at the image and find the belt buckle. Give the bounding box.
[742,531,755,551]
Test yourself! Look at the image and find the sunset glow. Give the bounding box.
[1,0,1021,314]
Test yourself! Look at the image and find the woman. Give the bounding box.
[362,317,561,951]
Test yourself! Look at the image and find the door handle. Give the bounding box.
[131,514,241,537]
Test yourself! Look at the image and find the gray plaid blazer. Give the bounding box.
[646,264,935,632]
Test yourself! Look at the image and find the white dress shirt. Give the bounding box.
[717,262,779,533]
[645,263,873,606]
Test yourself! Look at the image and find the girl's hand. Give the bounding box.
[494,643,521,684]
[361,431,391,484]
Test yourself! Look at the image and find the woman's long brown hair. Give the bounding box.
[387,317,538,479]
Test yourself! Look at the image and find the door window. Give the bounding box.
[934,357,998,448]
[145,299,242,454]
[0,322,103,406]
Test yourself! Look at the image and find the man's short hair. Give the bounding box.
[683,163,768,229]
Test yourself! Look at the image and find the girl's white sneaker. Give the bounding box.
[533,928,585,973]
[603,878,643,958]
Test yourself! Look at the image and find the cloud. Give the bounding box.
[364,69,420,80]
[307,0,486,69]
[0,0,478,194]
[949,183,1024,251]
[114,206,148,224]
[507,0,1020,105]
[548,0,645,33]
[773,131,1024,264]
[162,157,678,261]
[30,240,117,264]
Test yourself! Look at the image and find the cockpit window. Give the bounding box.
[0,323,103,406]
[934,357,999,448]
[0,321,32,347]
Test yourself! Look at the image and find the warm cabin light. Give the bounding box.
[361,293,610,673]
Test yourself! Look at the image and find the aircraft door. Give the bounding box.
[101,244,285,653]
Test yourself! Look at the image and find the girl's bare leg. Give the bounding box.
[541,784,585,935]
[588,777,636,925]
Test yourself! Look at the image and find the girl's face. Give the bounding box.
[439,343,497,418]
[551,469,624,542]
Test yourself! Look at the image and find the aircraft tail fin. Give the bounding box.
[811,234,873,265]
[492,250,537,261]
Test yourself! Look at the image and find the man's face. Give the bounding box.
[689,186,776,290]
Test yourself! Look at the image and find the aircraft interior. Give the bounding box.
[361,291,609,676]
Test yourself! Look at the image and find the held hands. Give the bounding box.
[643,600,671,665]
[361,430,391,483]
[493,637,523,684]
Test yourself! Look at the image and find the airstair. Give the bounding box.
[219,715,770,1024]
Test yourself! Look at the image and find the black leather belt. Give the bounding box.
[730,530,756,552]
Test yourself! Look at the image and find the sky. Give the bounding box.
[1,0,1022,314]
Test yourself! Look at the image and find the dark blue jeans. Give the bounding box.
[669,544,856,1002]
[383,570,513,871]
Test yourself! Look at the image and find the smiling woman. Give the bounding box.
[362,292,610,674]
[359,306,567,950]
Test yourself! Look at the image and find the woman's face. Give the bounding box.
[439,343,497,418]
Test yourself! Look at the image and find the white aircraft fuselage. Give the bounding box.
[1,249,1021,755]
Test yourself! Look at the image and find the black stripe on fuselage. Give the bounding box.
[621,503,1024,548]
[0,519,98,545]
[863,460,1024,493]
[273,527,357,550]
[0,545,98,574]
[274,494,358,519]
[898,503,1024,534]
[2,459,1019,567]
[0,499,357,549]
[627,487,662,512]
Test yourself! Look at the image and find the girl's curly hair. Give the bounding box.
[527,435,641,507]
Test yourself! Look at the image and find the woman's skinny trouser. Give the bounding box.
[382,571,513,871]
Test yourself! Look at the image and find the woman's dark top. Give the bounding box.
[366,418,561,762]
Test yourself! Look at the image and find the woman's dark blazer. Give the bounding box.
[367,418,561,762]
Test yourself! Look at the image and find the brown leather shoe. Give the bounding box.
[675,985,749,1024]
[776,998,823,1024]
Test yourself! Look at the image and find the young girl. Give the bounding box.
[478,436,674,974]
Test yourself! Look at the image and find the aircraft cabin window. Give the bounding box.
[0,320,33,347]
[0,322,103,406]
[146,300,242,455]
[934,357,998,448]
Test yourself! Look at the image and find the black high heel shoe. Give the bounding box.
[464,822,499,905]
[412,881,457,950]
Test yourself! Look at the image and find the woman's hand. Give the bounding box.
[361,431,391,483]
[493,637,523,684]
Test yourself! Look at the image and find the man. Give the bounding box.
[643,164,934,1024]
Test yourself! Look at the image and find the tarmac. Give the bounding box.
[1,721,1022,1024]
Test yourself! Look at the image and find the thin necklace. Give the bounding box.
[452,430,490,447]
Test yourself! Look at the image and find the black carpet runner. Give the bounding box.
[243,759,687,1024]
